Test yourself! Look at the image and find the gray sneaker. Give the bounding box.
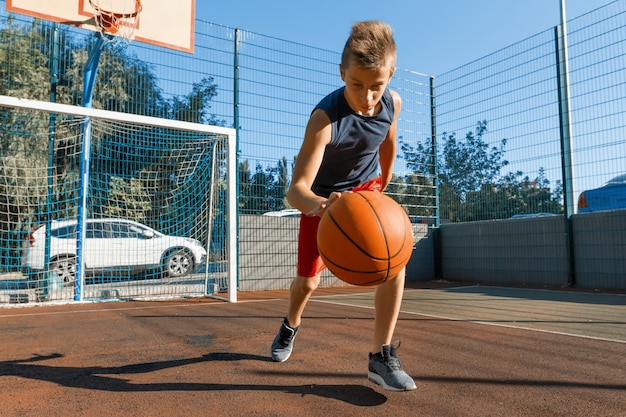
[271,317,299,362]
[368,343,417,391]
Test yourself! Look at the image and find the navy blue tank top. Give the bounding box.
[311,87,395,197]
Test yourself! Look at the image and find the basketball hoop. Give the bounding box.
[89,0,142,46]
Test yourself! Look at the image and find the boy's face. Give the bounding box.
[340,58,395,117]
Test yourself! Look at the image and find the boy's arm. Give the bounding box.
[287,108,335,216]
[379,90,402,191]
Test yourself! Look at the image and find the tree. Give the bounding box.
[0,18,229,272]
[57,34,228,232]
[439,121,508,200]
[246,161,291,214]
[386,174,406,205]
[104,176,151,220]
[237,157,294,214]
[400,120,563,222]
[238,160,252,213]
[266,157,290,211]
[403,173,436,217]
[249,163,272,213]
[169,77,226,125]
[0,18,55,270]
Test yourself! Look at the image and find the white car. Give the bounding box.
[22,218,207,286]
[262,209,301,218]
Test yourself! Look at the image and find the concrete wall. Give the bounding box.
[572,210,626,290]
[238,215,340,292]
[439,212,626,291]
[406,223,436,282]
[439,216,571,287]
[238,211,626,292]
[238,215,434,291]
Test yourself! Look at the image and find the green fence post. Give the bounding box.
[555,1,576,287]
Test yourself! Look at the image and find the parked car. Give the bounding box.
[262,209,301,218]
[510,213,559,219]
[577,174,626,213]
[21,218,207,286]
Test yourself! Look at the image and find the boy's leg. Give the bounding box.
[372,268,405,352]
[368,268,417,391]
[271,214,323,362]
[271,274,319,362]
[287,273,320,328]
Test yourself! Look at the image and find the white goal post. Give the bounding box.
[0,95,238,303]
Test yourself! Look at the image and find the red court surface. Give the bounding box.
[0,282,625,416]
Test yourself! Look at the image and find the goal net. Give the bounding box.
[0,95,237,304]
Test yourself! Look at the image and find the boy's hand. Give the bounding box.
[306,191,345,217]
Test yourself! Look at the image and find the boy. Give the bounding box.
[270,20,416,392]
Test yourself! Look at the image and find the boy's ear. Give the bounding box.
[339,64,346,81]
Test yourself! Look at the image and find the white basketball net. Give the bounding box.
[89,0,142,47]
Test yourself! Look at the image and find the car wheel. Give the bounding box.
[51,256,77,287]
[163,249,194,278]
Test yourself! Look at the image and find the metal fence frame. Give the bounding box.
[1,0,625,299]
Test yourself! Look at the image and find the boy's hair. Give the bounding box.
[341,21,397,71]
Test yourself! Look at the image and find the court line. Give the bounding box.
[310,295,626,345]
[3,287,624,346]
[0,297,281,318]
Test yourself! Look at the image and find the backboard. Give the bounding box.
[6,0,195,53]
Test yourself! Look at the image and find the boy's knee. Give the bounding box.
[294,274,320,293]
[383,269,406,286]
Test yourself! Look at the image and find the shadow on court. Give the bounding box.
[0,283,624,416]
[1,353,386,406]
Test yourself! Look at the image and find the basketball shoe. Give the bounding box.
[368,342,417,391]
[271,317,299,362]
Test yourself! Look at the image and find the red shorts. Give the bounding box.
[297,177,383,277]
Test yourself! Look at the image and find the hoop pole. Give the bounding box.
[75,37,105,301]
[83,38,105,108]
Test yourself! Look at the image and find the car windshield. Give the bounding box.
[109,222,151,238]
[53,221,158,239]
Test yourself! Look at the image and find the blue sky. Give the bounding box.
[197,0,611,76]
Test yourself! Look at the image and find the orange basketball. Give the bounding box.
[316,191,414,286]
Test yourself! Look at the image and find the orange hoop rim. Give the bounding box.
[88,0,142,34]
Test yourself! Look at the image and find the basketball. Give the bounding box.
[316,191,414,286]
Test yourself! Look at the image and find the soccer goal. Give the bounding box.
[0,95,238,304]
